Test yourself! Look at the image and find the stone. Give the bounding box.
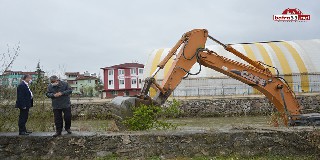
[96,151,112,157]
[122,135,131,145]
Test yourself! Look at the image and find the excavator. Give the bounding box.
[111,29,320,128]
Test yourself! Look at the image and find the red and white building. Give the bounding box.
[101,63,144,98]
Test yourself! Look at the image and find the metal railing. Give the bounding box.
[170,84,320,97]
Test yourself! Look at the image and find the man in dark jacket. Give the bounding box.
[16,74,33,135]
[46,75,72,137]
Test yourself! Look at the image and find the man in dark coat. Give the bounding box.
[16,74,33,135]
[46,75,73,137]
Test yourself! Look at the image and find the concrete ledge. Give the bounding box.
[1,129,320,159]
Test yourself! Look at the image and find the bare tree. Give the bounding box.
[45,64,67,80]
[0,42,20,74]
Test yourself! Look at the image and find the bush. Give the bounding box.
[161,99,182,118]
[123,104,176,131]
[0,87,19,132]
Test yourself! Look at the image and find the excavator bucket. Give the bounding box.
[109,96,156,130]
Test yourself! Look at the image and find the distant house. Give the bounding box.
[101,63,144,98]
[65,72,80,91]
[0,70,45,87]
[65,71,99,96]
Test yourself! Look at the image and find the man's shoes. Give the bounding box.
[19,132,29,136]
[66,129,72,134]
[26,131,32,134]
[53,132,62,137]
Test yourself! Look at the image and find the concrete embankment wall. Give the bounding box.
[1,129,320,159]
[70,94,320,119]
[174,94,320,117]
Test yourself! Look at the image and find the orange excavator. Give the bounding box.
[111,29,320,126]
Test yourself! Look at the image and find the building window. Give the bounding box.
[131,79,137,84]
[69,75,77,78]
[139,79,142,84]
[119,79,124,85]
[118,69,124,75]
[108,70,114,75]
[139,68,143,74]
[130,68,136,75]
[111,90,118,95]
[88,79,91,83]
[108,80,113,85]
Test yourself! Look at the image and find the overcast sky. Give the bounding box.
[0,0,319,77]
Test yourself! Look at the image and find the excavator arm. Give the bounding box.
[112,29,320,127]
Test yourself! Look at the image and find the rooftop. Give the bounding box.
[76,75,98,80]
[65,72,80,76]
[101,63,144,70]
[1,70,45,76]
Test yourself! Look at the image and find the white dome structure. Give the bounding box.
[143,39,320,96]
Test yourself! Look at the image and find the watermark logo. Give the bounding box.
[273,8,311,22]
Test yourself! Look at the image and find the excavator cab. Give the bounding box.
[110,29,320,129]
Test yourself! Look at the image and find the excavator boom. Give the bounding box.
[112,29,320,127]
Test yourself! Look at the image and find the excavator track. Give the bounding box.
[291,113,320,126]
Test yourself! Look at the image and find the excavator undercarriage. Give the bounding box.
[110,29,320,129]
